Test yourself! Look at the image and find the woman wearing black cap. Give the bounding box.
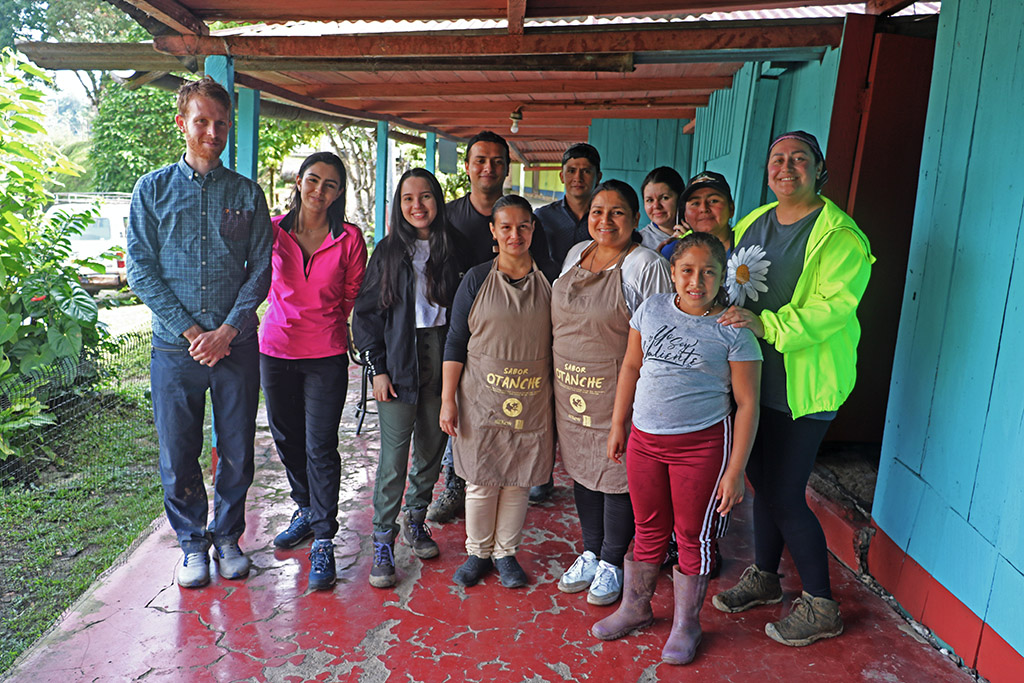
[659,171,736,259]
[714,131,874,647]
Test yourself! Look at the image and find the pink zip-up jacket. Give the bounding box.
[259,213,368,359]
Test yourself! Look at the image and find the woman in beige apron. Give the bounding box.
[440,195,553,589]
[552,179,671,605]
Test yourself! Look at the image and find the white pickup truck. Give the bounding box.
[45,192,132,292]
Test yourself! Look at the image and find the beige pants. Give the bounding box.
[464,483,530,559]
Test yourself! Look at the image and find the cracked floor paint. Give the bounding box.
[5,367,973,682]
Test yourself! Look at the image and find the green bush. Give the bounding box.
[0,49,110,457]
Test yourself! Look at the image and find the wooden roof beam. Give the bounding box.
[403,108,695,124]
[154,20,844,60]
[297,76,734,99]
[16,42,634,73]
[119,0,209,35]
[508,0,526,36]
[865,0,917,16]
[341,96,707,112]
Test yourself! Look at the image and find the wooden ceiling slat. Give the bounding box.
[294,76,734,99]
[153,20,844,59]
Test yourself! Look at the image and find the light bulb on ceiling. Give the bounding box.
[509,108,523,134]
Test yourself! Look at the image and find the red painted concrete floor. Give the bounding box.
[7,376,973,682]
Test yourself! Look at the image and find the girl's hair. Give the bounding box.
[288,152,348,226]
[589,179,643,243]
[640,166,686,196]
[669,231,730,308]
[378,168,460,310]
[491,193,534,221]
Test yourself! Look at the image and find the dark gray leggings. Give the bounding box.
[573,482,634,567]
[747,406,833,599]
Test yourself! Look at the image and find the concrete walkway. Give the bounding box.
[5,370,972,682]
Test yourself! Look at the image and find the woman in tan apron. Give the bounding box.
[439,195,553,589]
[552,180,671,605]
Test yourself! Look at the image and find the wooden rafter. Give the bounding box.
[508,0,526,36]
[342,96,707,113]
[122,0,209,35]
[153,20,844,60]
[294,76,734,100]
[865,0,916,16]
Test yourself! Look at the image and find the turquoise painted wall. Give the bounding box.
[588,118,691,225]
[690,51,840,220]
[873,0,1024,656]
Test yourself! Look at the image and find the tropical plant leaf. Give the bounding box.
[54,283,98,324]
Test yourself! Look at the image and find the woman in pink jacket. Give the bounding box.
[259,152,367,590]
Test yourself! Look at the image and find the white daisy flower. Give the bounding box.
[727,245,771,306]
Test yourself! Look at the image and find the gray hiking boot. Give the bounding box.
[426,465,465,524]
[403,507,439,559]
[712,563,782,613]
[765,592,843,646]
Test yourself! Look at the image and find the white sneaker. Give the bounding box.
[587,560,624,605]
[212,540,251,579]
[177,551,210,588]
[558,550,599,593]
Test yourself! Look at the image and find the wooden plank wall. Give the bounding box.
[588,118,690,225]
[873,0,1024,660]
[689,51,840,219]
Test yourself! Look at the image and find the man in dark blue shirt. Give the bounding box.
[535,143,602,268]
[127,77,272,589]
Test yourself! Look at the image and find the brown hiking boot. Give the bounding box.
[712,563,783,613]
[765,592,843,646]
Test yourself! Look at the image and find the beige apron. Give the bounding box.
[454,260,554,487]
[551,243,632,493]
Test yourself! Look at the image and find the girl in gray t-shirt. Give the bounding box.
[592,232,761,665]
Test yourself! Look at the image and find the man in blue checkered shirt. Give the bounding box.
[126,77,272,589]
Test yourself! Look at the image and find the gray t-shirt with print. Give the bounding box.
[728,207,833,417]
[630,293,762,435]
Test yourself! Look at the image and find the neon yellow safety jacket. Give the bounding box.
[733,197,874,419]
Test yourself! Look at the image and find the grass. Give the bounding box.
[0,327,189,675]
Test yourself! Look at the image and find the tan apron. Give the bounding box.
[454,260,554,487]
[551,243,632,494]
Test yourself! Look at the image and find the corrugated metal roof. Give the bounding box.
[213,4,940,37]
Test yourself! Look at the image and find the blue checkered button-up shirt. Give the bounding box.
[127,156,272,346]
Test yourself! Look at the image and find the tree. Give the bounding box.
[326,124,377,231]
[2,0,143,108]
[258,119,318,209]
[88,81,179,192]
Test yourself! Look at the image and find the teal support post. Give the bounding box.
[375,121,389,244]
[236,88,260,181]
[426,132,437,174]
[204,55,235,170]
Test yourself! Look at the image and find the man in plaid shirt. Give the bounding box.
[127,77,272,588]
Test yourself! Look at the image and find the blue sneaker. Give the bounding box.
[274,507,313,549]
[308,539,336,590]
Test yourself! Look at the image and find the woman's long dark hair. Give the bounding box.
[378,168,460,310]
[287,151,347,227]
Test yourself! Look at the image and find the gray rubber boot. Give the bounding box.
[662,568,709,665]
[591,559,659,641]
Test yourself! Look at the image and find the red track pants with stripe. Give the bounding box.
[627,418,731,575]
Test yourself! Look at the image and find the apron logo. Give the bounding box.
[570,394,587,413]
[503,398,523,417]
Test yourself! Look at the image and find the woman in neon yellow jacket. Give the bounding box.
[714,131,874,647]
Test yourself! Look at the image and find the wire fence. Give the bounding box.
[0,325,164,674]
